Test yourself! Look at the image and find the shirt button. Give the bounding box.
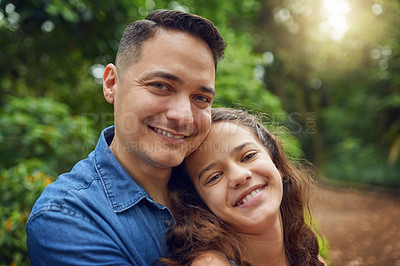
[164,220,171,227]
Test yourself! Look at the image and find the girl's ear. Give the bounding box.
[103,64,118,104]
[279,170,290,183]
[277,168,285,181]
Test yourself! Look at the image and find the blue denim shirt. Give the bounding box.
[26,126,174,265]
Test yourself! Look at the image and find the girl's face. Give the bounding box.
[185,122,283,234]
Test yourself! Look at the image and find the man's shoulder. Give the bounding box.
[27,154,103,221]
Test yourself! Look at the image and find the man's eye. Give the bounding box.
[242,153,256,162]
[206,173,222,184]
[151,83,167,90]
[193,95,210,103]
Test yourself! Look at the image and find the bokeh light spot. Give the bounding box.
[372,4,383,16]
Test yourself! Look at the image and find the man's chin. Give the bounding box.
[149,153,186,169]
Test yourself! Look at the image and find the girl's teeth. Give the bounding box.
[236,187,264,206]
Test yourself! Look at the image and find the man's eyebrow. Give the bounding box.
[142,71,183,83]
[198,161,218,181]
[200,86,215,96]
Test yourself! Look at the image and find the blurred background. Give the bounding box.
[0,0,399,265]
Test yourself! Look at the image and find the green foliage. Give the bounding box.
[0,96,97,264]
[313,221,330,264]
[313,0,400,186]
[253,0,400,186]
[0,160,52,266]
[0,96,97,173]
[0,0,142,116]
[214,30,302,158]
[305,213,330,264]
[324,138,400,187]
[215,32,282,114]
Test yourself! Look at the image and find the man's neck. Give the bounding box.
[109,138,172,207]
[129,165,172,207]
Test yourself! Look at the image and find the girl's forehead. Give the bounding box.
[208,121,259,143]
[209,121,247,135]
[194,122,259,153]
[207,121,271,155]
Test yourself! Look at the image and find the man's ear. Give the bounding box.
[103,63,118,104]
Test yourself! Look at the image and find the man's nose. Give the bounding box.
[165,96,194,127]
[228,164,252,189]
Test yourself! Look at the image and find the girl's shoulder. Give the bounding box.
[318,255,328,266]
[191,251,237,266]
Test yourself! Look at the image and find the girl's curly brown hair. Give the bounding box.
[158,108,324,266]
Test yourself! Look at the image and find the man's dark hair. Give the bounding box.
[116,9,226,76]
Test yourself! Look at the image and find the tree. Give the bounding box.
[254,0,400,186]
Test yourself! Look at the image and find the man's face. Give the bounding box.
[105,29,215,170]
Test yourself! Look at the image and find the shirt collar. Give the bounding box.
[94,126,164,213]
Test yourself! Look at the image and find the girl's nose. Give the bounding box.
[228,164,252,189]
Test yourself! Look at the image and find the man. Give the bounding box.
[26,9,226,265]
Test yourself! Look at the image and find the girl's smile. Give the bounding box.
[185,122,283,234]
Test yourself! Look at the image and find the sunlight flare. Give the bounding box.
[320,0,351,41]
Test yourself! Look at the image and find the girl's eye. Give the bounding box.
[242,152,257,162]
[206,173,222,184]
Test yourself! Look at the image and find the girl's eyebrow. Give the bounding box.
[198,161,218,181]
[197,142,254,180]
[232,142,253,154]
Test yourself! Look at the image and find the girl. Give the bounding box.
[160,108,326,266]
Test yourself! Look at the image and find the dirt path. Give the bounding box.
[311,185,400,266]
